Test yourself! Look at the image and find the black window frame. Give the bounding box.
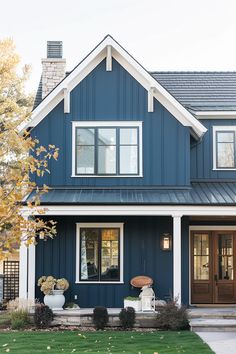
[79,227,120,282]
[75,126,140,176]
[216,130,236,169]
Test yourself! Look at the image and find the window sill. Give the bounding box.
[213,168,236,171]
[71,174,143,178]
[75,281,124,284]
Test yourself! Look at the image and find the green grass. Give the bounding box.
[0,330,213,354]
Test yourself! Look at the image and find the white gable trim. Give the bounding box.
[23,36,207,138]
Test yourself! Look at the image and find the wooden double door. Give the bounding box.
[191,231,236,304]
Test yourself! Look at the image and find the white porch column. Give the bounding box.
[19,243,28,299]
[173,214,182,305]
[28,244,36,300]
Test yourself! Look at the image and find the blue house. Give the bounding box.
[20,36,236,307]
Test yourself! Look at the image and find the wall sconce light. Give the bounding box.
[160,233,172,251]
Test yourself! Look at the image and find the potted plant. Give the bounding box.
[124,296,141,311]
[38,276,69,311]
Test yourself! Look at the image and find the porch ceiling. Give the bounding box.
[25,182,236,206]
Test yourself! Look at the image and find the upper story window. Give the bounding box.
[213,126,236,169]
[72,121,143,177]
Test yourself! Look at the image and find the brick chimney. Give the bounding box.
[41,41,66,98]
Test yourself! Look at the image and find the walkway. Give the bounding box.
[197,332,236,354]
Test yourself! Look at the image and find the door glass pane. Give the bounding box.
[80,228,99,281]
[218,234,234,280]
[193,233,209,280]
[101,229,119,281]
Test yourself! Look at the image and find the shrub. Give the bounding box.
[10,309,30,330]
[119,307,136,329]
[34,304,54,329]
[156,300,189,330]
[93,306,109,330]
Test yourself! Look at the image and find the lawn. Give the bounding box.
[0,330,213,354]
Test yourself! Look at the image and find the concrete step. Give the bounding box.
[190,318,236,332]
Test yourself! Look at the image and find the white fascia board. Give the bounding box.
[22,204,236,217]
[194,111,236,119]
[23,35,206,138]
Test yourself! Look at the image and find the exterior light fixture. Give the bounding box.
[160,233,172,251]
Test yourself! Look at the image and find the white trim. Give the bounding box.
[71,121,143,177]
[195,111,236,119]
[189,225,236,306]
[106,45,112,71]
[213,125,236,170]
[64,88,70,113]
[190,226,236,231]
[75,222,124,284]
[173,215,182,305]
[28,244,36,300]
[19,243,28,299]
[148,87,155,113]
[21,36,206,138]
[22,205,236,217]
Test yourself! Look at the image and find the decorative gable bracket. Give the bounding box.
[63,88,70,113]
[106,45,112,71]
[148,87,155,112]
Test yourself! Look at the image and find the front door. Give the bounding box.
[191,231,236,304]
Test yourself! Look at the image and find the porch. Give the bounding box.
[20,184,236,308]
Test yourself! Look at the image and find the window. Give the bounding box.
[72,122,142,176]
[213,126,236,169]
[76,223,124,283]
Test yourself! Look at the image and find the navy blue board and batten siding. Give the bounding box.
[31,58,190,187]
[35,216,190,307]
[191,119,236,180]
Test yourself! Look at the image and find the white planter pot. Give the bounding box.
[44,290,65,311]
[124,299,141,312]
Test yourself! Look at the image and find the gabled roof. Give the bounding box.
[24,35,206,138]
[152,71,236,113]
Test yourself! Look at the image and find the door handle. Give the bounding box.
[214,274,218,283]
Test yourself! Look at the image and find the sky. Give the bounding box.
[1,0,236,92]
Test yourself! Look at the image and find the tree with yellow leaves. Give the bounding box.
[0,39,58,257]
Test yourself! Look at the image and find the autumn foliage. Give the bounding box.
[0,39,58,257]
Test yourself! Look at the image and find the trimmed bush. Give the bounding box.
[10,309,30,330]
[119,307,136,329]
[156,300,189,330]
[93,306,109,330]
[34,304,54,328]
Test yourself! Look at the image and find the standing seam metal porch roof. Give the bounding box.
[25,182,236,205]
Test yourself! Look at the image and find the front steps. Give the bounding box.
[189,307,236,332]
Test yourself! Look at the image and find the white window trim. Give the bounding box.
[213,126,236,170]
[72,121,143,177]
[76,222,124,284]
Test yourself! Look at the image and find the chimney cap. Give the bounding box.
[47,41,63,59]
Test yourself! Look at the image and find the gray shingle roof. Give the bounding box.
[25,182,236,205]
[151,72,236,111]
[33,71,236,112]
